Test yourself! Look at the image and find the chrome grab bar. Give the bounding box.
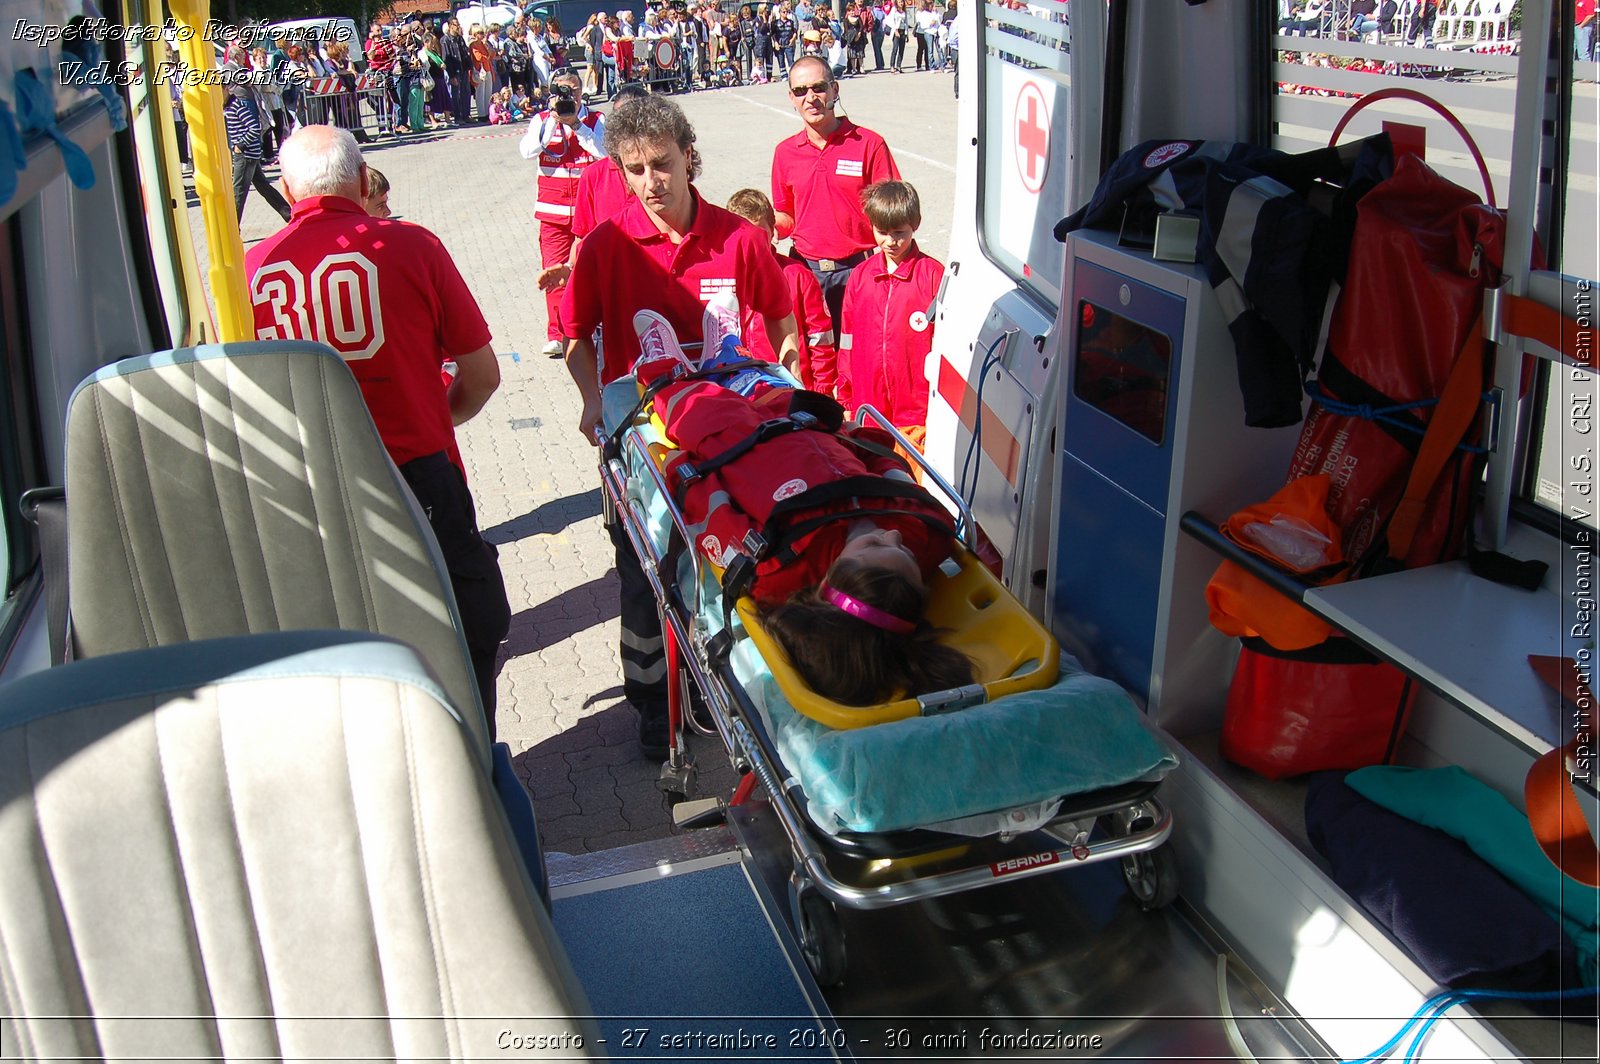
[852,403,978,552]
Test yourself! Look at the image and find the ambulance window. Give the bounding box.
[977,1,1074,305]
[1523,44,1598,534]
[52,6,114,123]
[1072,300,1172,445]
[1268,10,1594,536]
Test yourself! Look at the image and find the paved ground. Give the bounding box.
[228,67,959,855]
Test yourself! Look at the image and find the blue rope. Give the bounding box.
[1305,380,1490,456]
[957,331,1009,513]
[1338,985,1595,1064]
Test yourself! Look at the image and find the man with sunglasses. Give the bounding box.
[770,55,901,335]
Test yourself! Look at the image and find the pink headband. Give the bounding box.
[820,585,915,635]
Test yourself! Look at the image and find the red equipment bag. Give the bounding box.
[1222,638,1417,780]
[1288,150,1503,573]
[1219,93,1503,778]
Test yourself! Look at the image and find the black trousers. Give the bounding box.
[231,153,290,222]
[800,251,868,340]
[400,451,512,737]
[448,69,473,121]
[608,512,668,725]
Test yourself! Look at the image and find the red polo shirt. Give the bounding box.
[770,118,901,262]
[838,242,944,428]
[571,156,632,238]
[561,188,792,383]
[244,195,492,466]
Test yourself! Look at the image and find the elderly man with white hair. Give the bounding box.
[243,125,512,725]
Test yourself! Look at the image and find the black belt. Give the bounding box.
[799,251,868,273]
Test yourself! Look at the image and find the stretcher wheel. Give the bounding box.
[1121,842,1179,911]
[789,881,846,987]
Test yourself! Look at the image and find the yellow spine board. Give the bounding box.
[737,549,1060,729]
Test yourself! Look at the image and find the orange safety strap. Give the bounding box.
[1526,654,1600,888]
[1385,312,1486,563]
[1502,292,1596,369]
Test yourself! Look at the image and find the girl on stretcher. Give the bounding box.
[630,309,980,707]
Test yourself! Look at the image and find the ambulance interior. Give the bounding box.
[0,1,1598,1061]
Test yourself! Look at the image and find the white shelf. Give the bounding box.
[1305,561,1568,754]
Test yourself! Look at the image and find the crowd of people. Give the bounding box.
[211,1,959,159]
[569,0,959,93]
[239,44,952,756]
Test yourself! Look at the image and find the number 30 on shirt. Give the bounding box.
[249,253,387,360]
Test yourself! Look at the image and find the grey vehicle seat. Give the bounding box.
[59,342,492,762]
[0,632,597,1062]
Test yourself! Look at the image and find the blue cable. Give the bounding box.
[1338,985,1595,1064]
[957,331,1010,515]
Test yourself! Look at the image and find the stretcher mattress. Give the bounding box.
[603,380,1177,835]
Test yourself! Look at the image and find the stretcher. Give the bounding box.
[597,373,1179,985]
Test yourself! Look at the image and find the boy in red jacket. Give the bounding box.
[838,180,943,434]
[725,188,837,392]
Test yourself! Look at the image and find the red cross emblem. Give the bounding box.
[1015,81,1051,194]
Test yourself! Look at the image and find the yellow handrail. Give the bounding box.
[168,0,253,341]
[131,0,214,344]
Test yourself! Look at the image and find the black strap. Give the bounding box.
[760,475,941,537]
[720,476,950,591]
[713,478,948,619]
[21,487,69,665]
[1465,545,1549,590]
[674,412,822,488]
[605,358,775,460]
[767,506,955,568]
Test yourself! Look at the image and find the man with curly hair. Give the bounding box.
[560,94,798,757]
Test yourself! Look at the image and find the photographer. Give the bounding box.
[519,71,606,358]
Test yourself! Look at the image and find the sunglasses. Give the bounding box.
[789,81,831,98]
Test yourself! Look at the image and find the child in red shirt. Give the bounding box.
[837,180,944,433]
[725,188,838,392]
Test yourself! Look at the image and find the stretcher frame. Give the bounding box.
[596,401,1175,983]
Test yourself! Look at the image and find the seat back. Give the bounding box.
[62,342,490,760]
[0,632,596,1061]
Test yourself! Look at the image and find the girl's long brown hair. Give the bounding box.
[761,555,975,707]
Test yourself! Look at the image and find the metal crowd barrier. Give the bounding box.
[298,73,393,138]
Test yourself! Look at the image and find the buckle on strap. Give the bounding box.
[790,410,819,429]
[817,257,839,272]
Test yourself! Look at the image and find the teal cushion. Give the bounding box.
[1348,765,1599,986]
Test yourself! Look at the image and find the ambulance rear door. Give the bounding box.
[924,0,1103,616]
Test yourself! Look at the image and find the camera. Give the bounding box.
[551,82,576,116]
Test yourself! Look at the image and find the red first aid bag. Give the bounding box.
[1221,638,1418,779]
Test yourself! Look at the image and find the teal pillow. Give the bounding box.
[1348,765,1599,986]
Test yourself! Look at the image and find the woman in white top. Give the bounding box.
[822,29,846,76]
[913,1,938,70]
[882,0,908,73]
[527,16,553,88]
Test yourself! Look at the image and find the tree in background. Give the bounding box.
[232,0,343,24]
